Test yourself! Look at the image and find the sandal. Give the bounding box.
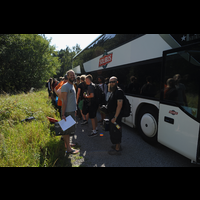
[67,149,79,154]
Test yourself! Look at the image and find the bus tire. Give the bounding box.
[137,105,158,145]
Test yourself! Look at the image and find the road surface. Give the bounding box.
[70,113,199,167]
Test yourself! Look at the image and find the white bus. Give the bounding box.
[73,34,200,164]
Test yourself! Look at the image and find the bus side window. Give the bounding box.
[164,49,200,118]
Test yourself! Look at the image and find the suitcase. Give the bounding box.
[103,119,110,131]
[46,117,58,123]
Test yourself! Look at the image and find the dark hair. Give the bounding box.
[98,76,105,83]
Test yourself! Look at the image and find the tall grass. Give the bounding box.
[0,89,65,167]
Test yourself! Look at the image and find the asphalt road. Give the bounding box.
[71,113,199,167]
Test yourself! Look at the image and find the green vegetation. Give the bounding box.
[0,34,83,166]
[0,89,82,167]
[0,34,81,94]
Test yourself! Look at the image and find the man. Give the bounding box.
[61,70,79,154]
[107,76,124,155]
[76,75,89,125]
[83,74,98,137]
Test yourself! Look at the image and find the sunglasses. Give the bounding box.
[109,81,116,83]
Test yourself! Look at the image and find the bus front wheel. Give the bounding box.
[137,105,158,145]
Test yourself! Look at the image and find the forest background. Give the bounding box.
[0,34,81,94]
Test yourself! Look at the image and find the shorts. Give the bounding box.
[78,99,84,110]
[61,111,76,135]
[88,103,98,119]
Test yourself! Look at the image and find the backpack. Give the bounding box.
[94,84,106,106]
[117,88,131,118]
[121,94,131,117]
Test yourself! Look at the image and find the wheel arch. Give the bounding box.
[135,102,159,128]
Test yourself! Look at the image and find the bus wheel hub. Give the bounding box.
[141,113,157,137]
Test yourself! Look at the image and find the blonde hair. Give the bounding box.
[80,75,86,82]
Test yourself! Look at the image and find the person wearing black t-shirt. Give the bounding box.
[83,74,98,137]
[76,75,89,125]
[107,76,124,155]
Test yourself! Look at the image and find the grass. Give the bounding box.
[0,88,82,167]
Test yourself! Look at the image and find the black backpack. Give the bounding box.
[121,95,131,117]
[94,84,106,106]
[117,88,131,118]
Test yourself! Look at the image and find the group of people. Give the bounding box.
[46,70,125,155]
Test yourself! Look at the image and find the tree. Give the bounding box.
[55,44,82,78]
[0,34,61,93]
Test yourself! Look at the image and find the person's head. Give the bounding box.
[76,76,80,84]
[86,74,93,85]
[64,74,68,82]
[97,76,104,84]
[166,78,175,88]
[66,70,75,83]
[80,75,86,83]
[130,76,137,83]
[49,78,53,84]
[109,76,118,92]
[173,74,181,84]
[59,76,64,81]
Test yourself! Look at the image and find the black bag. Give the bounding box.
[99,105,109,115]
[55,122,62,136]
[121,95,131,117]
[94,84,106,106]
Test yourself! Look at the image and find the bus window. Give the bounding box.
[163,48,200,118]
[91,60,162,100]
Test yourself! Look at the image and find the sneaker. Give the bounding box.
[91,128,98,132]
[81,120,88,125]
[88,131,98,137]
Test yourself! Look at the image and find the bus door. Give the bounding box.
[158,43,200,162]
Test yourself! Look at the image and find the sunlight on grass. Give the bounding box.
[0,89,64,167]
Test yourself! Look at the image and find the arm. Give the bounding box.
[61,92,67,121]
[111,99,123,124]
[54,81,62,95]
[54,88,58,95]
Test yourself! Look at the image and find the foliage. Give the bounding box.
[0,89,61,167]
[0,34,60,93]
[55,44,81,78]
[0,34,82,93]
[0,89,83,167]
